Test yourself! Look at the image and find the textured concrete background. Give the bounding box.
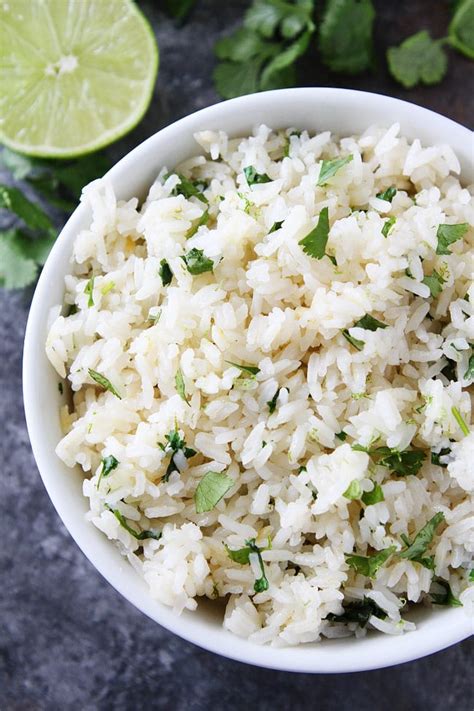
[1,1,473,709]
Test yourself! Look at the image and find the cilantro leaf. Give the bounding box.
[159,259,173,286]
[213,57,266,99]
[159,428,197,482]
[399,512,445,561]
[244,166,271,185]
[260,29,312,90]
[436,222,469,255]
[0,231,38,288]
[172,174,208,204]
[387,31,448,88]
[464,354,474,381]
[226,537,270,593]
[88,368,122,399]
[326,596,386,627]
[469,569,474,583]
[0,184,53,232]
[225,360,260,375]
[186,208,210,239]
[345,546,396,578]
[175,368,190,405]
[376,186,397,202]
[422,269,446,298]
[448,0,474,59]
[194,471,234,513]
[343,479,363,500]
[269,221,284,233]
[267,387,281,414]
[431,448,451,467]
[182,248,214,275]
[320,0,375,73]
[335,431,347,441]
[353,314,387,331]
[361,482,385,506]
[317,155,353,186]
[382,216,396,238]
[299,206,330,259]
[97,454,119,488]
[105,504,161,541]
[430,578,463,607]
[377,448,426,476]
[341,329,365,351]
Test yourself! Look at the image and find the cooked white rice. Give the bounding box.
[46,123,473,646]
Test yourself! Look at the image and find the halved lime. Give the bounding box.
[0,0,159,157]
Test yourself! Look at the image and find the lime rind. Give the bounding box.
[0,0,159,158]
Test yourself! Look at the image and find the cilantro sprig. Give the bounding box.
[226,537,271,593]
[105,504,161,541]
[345,546,396,578]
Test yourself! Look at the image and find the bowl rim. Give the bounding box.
[23,87,473,673]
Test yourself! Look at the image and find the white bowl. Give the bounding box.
[23,88,473,673]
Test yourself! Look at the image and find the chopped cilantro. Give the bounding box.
[194,471,234,513]
[299,206,330,259]
[436,222,469,255]
[57,382,63,395]
[148,309,162,324]
[464,354,474,381]
[343,479,363,500]
[319,0,375,74]
[101,281,115,296]
[244,166,271,185]
[451,406,469,436]
[335,431,347,441]
[317,155,353,186]
[267,387,281,414]
[353,445,426,476]
[84,276,94,307]
[431,448,451,467]
[225,360,260,375]
[387,31,448,88]
[88,368,121,399]
[422,269,446,298]
[172,173,208,204]
[430,577,462,607]
[105,504,161,541]
[382,216,396,238]
[326,596,386,627]
[186,208,210,239]
[376,186,397,202]
[269,220,284,233]
[345,546,396,578]
[159,259,173,286]
[341,329,365,351]
[226,537,270,593]
[97,454,119,489]
[182,248,214,275]
[353,314,387,331]
[159,428,197,482]
[361,482,385,506]
[175,368,190,405]
[400,512,445,564]
[469,569,474,582]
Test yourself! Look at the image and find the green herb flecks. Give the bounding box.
[84,276,95,307]
[317,155,353,186]
[436,222,469,255]
[101,281,115,296]
[269,220,284,234]
[353,444,426,477]
[431,448,451,467]
[97,454,119,489]
[345,546,396,578]
[422,269,446,298]
[194,471,234,513]
[326,596,387,627]
[267,387,281,414]
[299,206,330,260]
[343,479,363,500]
[175,368,190,405]
[244,166,271,185]
[172,173,208,204]
[159,428,197,482]
[186,208,210,238]
[464,353,474,381]
[226,360,260,375]
[376,186,397,202]
[88,368,122,399]
[341,329,365,351]
[335,431,347,441]
[353,314,388,331]
[105,504,161,541]
[361,482,385,506]
[451,406,469,436]
[430,577,462,607]
[382,216,396,238]
[226,537,270,593]
[182,248,214,275]
[159,259,173,286]
[399,512,445,567]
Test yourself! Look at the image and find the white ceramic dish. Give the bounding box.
[23,88,473,673]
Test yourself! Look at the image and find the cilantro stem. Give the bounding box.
[451,406,469,436]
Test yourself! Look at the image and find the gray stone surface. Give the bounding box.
[1,1,473,709]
